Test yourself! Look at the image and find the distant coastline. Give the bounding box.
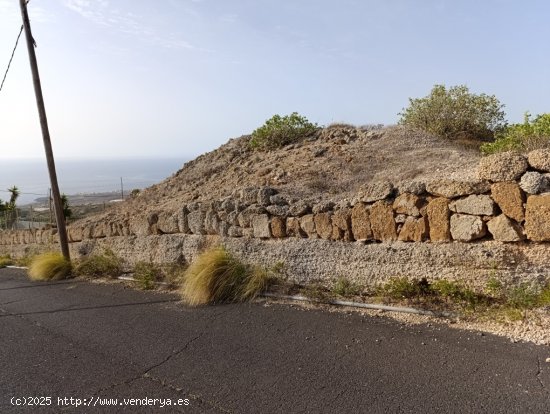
[0,157,187,205]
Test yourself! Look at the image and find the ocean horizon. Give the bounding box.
[0,157,187,205]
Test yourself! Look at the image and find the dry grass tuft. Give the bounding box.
[180,247,270,306]
[28,252,72,281]
[0,255,13,268]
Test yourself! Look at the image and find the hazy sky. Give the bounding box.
[0,0,549,159]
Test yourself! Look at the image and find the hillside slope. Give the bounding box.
[77,125,481,225]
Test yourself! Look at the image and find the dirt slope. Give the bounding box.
[78,125,481,224]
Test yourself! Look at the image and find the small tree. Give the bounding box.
[61,194,72,221]
[249,112,318,150]
[399,84,506,141]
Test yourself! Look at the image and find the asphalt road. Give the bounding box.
[0,267,548,413]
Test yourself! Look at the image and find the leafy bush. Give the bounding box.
[0,255,13,268]
[249,112,318,150]
[28,252,72,281]
[399,84,506,141]
[332,277,363,297]
[133,262,160,290]
[180,247,271,306]
[74,250,124,278]
[480,113,550,154]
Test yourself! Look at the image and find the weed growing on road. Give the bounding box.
[74,249,124,278]
[28,252,71,281]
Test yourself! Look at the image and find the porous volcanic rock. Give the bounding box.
[393,193,423,217]
[359,181,394,203]
[398,216,429,242]
[450,214,486,241]
[487,215,525,242]
[524,194,550,241]
[520,171,547,194]
[490,182,525,222]
[477,152,528,182]
[350,203,373,241]
[527,149,550,172]
[426,198,451,241]
[426,180,490,198]
[369,201,397,241]
[449,195,495,216]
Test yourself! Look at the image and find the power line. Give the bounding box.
[0,25,24,94]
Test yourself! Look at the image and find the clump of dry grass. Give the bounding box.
[28,252,72,281]
[180,247,270,306]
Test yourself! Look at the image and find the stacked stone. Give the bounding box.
[2,149,550,247]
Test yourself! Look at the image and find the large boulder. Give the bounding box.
[527,149,550,172]
[449,195,495,216]
[524,194,550,241]
[426,198,451,242]
[369,201,397,241]
[314,213,333,240]
[450,214,486,241]
[359,181,394,203]
[300,214,318,238]
[252,214,271,238]
[270,216,286,238]
[398,216,429,242]
[478,152,528,182]
[331,208,353,241]
[286,217,306,238]
[393,193,423,217]
[426,180,490,199]
[519,171,547,194]
[187,210,206,235]
[350,203,373,241]
[487,215,525,242]
[490,182,525,222]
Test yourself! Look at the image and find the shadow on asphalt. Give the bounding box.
[0,298,180,317]
[0,280,85,291]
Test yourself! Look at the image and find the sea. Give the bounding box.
[0,158,187,205]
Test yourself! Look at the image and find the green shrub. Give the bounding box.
[399,84,506,141]
[133,262,162,290]
[28,252,72,281]
[379,277,432,300]
[480,112,550,154]
[249,112,318,150]
[0,255,13,268]
[332,277,363,297]
[74,250,124,278]
[180,247,271,306]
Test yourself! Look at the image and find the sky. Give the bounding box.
[0,0,549,159]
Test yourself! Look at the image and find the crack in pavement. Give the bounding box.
[536,357,545,389]
[0,298,179,318]
[143,374,232,414]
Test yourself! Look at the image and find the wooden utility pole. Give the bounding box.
[120,177,124,200]
[19,0,70,260]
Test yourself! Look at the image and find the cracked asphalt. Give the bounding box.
[0,267,549,413]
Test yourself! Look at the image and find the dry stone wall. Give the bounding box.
[3,150,550,248]
[3,150,550,288]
